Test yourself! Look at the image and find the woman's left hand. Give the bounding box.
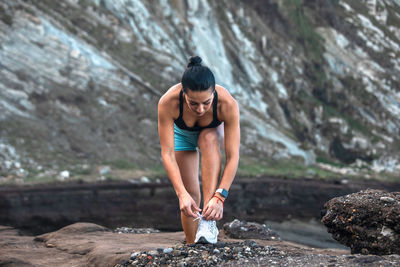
[202,196,223,221]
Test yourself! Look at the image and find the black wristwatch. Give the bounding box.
[215,188,229,198]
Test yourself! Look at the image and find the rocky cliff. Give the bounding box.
[1,0,400,179]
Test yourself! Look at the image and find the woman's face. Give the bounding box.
[184,88,214,117]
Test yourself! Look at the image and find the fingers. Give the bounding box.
[215,211,223,221]
[202,201,223,220]
[180,202,197,219]
[181,196,223,220]
[179,194,201,219]
[203,206,212,218]
[192,202,202,212]
[208,209,217,220]
[201,205,211,217]
[181,204,202,219]
[213,210,223,221]
[181,206,197,218]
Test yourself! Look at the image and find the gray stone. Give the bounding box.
[148,250,159,256]
[380,197,395,203]
[233,247,242,254]
[130,252,140,260]
[172,249,181,257]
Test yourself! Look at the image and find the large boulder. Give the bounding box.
[321,189,400,255]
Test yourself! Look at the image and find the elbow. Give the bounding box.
[226,152,240,164]
[161,149,175,162]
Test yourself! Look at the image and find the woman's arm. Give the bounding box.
[202,97,240,220]
[158,97,200,218]
[218,98,240,194]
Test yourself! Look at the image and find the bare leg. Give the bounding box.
[198,126,223,209]
[175,150,200,244]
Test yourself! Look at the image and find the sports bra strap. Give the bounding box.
[174,89,222,131]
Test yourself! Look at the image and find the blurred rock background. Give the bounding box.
[1,0,399,183]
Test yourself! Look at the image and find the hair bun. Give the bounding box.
[187,56,202,67]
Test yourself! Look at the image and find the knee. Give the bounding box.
[198,129,220,151]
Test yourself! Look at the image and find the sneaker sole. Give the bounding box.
[195,236,209,244]
[195,236,217,244]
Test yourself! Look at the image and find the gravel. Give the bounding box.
[114,227,161,234]
[115,239,400,267]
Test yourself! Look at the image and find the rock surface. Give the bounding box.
[3,178,400,235]
[1,221,400,266]
[321,189,400,255]
[0,222,186,267]
[1,0,400,177]
[223,219,280,240]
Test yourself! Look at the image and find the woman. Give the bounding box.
[158,56,240,244]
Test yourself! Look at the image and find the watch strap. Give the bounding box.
[215,188,229,198]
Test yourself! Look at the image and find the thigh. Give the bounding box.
[175,150,201,203]
[198,123,224,151]
[217,122,224,150]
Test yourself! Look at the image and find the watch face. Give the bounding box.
[216,188,228,198]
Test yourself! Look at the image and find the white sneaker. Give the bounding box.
[194,213,218,244]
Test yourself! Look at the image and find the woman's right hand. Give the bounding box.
[179,193,201,219]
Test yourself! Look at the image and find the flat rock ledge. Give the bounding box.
[322,189,400,255]
[1,221,400,266]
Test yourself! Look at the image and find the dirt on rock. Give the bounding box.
[321,189,400,255]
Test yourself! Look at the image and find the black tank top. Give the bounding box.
[174,90,222,131]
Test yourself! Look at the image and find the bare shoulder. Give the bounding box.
[216,84,239,121]
[158,83,181,105]
[158,83,182,120]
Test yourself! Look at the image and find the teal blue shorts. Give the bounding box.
[174,123,200,151]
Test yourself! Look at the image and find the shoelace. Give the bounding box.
[194,212,216,236]
[193,212,202,222]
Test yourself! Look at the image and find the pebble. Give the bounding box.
[130,252,139,260]
[163,247,173,254]
[247,240,258,247]
[172,249,181,257]
[126,241,277,266]
[189,249,198,255]
[380,197,395,203]
[211,255,218,262]
[233,247,242,253]
[148,250,158,256]
[117,239,400,267]
[113,227,160,234]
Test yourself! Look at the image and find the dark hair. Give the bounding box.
[181,56,215,93]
